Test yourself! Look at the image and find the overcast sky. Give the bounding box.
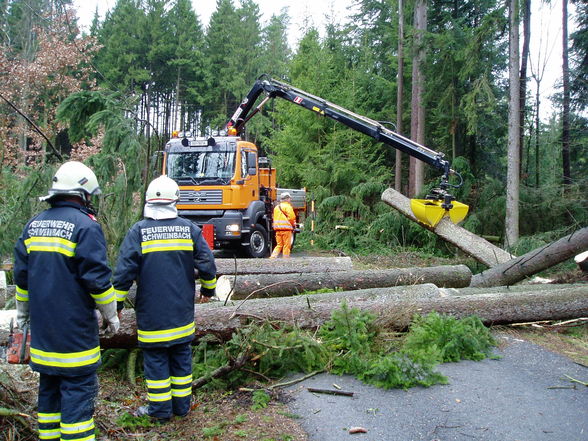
[72,0,573,117]
[71,0,355,48]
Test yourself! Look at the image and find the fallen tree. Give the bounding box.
[2,283,582,348]
[214,256,353,275]
[216,265,472,300]
[470,227,588,287]
[381,187,513,267]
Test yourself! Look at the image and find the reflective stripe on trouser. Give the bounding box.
[38,372,97,441]
[143,342,193,419]
[137,322,195,344]
[271,230,293,258]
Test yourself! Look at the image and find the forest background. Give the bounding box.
[0,0,587,270]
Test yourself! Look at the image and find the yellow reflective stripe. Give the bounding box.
[90,286,114,305]
[38,412,61,423]
[146,378,171,389]
[273,220,293,229]
[199,278,217,289]
[138,322,195,343]
[148,391,172,402]
[171,387,192,397]
[61,418,94,434]
[115,289,128,301]
[25,237,76,257]
[171,374,192,385]
[16,285,29,301]
[141,239,193,254]
[30,346,100,368]
[39,428,60,439]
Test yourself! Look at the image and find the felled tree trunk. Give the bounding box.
[381,188,513,267]
[214,256,353,275]
[470,227,588,287]
[216,265,472,300]
[0,283,572,348]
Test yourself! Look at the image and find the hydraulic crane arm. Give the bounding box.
[226,75,468,226]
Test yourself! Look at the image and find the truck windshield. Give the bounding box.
[166,151,236,184]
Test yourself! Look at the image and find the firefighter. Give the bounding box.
[113,175,217,422]
[13,161,119,441]
[270,192,296,258]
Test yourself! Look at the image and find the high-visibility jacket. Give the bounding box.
[272,202,296,231]
[113,217,217,348]
[13,201,114,376]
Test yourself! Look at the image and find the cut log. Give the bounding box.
[214,256,353,275]
[216,265,472,301]
[381,187,513,267]
[3,283,583,348]
[575,250,588,272]
[470,227,588,287]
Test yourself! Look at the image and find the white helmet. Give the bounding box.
[40,161,101,202]
[146,175,179,204]
[280,192,291,201]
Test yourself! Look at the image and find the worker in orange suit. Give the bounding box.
[270,192,297,258]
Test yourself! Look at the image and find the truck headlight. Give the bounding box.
[225,224,241,235]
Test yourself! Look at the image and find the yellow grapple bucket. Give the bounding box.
[410,199,469,227]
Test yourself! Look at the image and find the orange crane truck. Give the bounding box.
[162,134,305,257]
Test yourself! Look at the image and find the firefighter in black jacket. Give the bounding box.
[113,175,217,421]
[13,161,119,441]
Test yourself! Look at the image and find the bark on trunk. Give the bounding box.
[409,0,427,197]
[2,284,583,348]
[562,0,572,186]
[216,265,472,301]
[395,0,405,193]
[214,256,354,275]
[470,227,588,287]
[381,187,513,266]
[506,0,521,248]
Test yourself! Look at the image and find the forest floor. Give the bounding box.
[1,250,587,440]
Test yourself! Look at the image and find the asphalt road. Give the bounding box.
[285,335,588,441]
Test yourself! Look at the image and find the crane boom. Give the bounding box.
[226,75,468,227]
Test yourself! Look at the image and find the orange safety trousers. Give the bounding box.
[271,230,293,258]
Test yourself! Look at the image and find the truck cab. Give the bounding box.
[163,133,305,257]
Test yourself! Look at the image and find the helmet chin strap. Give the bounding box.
[83,193,98,215]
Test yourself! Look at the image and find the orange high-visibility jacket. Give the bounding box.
[272,202,296,231]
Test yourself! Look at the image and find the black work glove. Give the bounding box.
[200,287,215,298]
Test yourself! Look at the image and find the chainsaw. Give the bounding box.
[7,318,31,364]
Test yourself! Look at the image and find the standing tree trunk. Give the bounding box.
[530,16,548,189]
[409,0,427,197]
[533,71,542,188]
[506,0,521,249]
[562,0,572,187]
[395,0,405,193]
[519,0,531,181]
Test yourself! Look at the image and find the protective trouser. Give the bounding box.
[270,230,293,258]
[143,342,193,419]
[37,372,98,440]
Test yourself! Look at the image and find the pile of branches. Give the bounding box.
[0,364,38,441]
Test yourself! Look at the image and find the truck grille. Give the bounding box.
[179,189,223,204]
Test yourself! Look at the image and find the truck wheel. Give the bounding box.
[245,224,269,258]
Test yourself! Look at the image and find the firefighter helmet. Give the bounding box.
[40,161,101,202]
[145,175,179,204]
